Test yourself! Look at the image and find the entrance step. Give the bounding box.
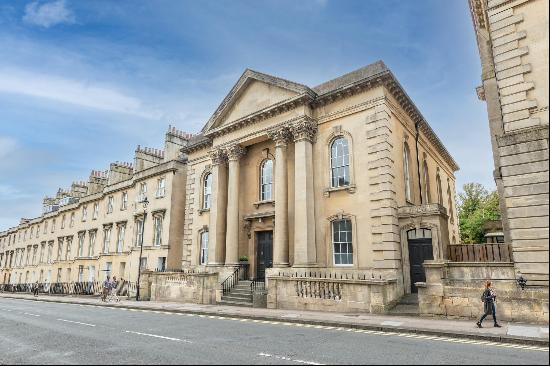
[218,299,253,307]
[388,293,419,316]
[219,279,254,307]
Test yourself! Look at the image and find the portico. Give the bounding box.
[180,61,460,312]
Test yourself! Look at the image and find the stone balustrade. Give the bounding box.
[266,271,399,314]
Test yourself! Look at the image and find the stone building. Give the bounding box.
[176,61,460,312]
[0,127,190,287]
[469,0,549,287]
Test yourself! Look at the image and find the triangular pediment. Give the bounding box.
[202,69,312,134]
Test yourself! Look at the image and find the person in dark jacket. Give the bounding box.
[476,280,501,328]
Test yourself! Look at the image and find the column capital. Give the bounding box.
[208,148,227,166]
[290,117,318,143]
[267,126,293,147]
[226,144,247,161]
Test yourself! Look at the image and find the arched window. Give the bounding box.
[422,160,431,204]
[447,179,454,223]
[260,159,273,201]
[332,219,353,265]
[203,173,212,209]
[403,143,412,202]
[330,137,350,188]
[436,172,443,205]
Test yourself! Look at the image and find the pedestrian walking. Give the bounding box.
[33,281,39,297]
[102,276,111,302]
[109,276,120,302]
[476,280,502,328]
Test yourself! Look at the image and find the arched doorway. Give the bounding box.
[407,228,433,293]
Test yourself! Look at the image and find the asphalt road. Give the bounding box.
[0,298,547,365]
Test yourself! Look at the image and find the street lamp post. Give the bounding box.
[136,197,149,301]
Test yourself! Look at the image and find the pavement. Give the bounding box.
[0,296,547,365]
[1,292,548,348]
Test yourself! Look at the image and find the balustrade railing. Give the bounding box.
[448,243,513,262]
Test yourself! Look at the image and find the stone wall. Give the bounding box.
[266,274,400,314]
[143,271,219,304]
[418,260,548,324]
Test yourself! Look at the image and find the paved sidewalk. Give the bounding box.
[1,292,548,346]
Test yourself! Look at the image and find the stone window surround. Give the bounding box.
[198,166,212,215]
[325,212,358,268]
[255,148,276,206]
[152,211,165,247]
[197,225,209,265]
[324,127,357,197]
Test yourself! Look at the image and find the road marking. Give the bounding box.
[258,352,324,365]
[57,319,96,327]
[125,330,191,343]
[23,312,40,317]
[3,298,547,352]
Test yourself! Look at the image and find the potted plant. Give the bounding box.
[239,255,249,264]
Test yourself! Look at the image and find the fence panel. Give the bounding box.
[448,243,512,262]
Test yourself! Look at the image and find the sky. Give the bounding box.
[0,0,495,230]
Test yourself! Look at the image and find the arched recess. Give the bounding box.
[399,222,443,294]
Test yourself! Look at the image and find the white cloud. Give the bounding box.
[0,137,17,159]
[22,0,75,28]
[0,67,160,119]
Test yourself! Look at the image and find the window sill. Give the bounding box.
[253,200,275,209]
[198,208,210,216]
[323,185,356,197]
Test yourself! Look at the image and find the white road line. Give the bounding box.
[258,352,324,365]
[57,319,96,327]
[23,312,40,317]
[125,330,191,343]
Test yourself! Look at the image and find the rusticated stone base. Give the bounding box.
[418,261,549,324]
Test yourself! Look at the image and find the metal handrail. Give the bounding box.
[221,267,241,295]
[250,279,265,292]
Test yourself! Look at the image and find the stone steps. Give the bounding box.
[219,279,253,307]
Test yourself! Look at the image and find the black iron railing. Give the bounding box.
[250,279,265,292]
[221,266,244,295]
[0,280,135,296]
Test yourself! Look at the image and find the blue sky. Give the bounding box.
[0,0,494,229]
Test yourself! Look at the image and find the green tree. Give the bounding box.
[458,183,501,244]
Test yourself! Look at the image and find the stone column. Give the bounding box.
[225,144,246,266]
[291,117,318,266]
[268,127,292,267]
[207,149,228,266]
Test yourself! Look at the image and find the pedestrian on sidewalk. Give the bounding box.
[102,276,111,302]
[477,280,501,328]
[33,281,39,297]
[109,276,120,302]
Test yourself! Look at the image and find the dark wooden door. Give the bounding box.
[256,231,273,280]
[408,234,433,293]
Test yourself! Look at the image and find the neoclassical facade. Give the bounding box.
[180,61,460,309]
[0,127,189,287]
